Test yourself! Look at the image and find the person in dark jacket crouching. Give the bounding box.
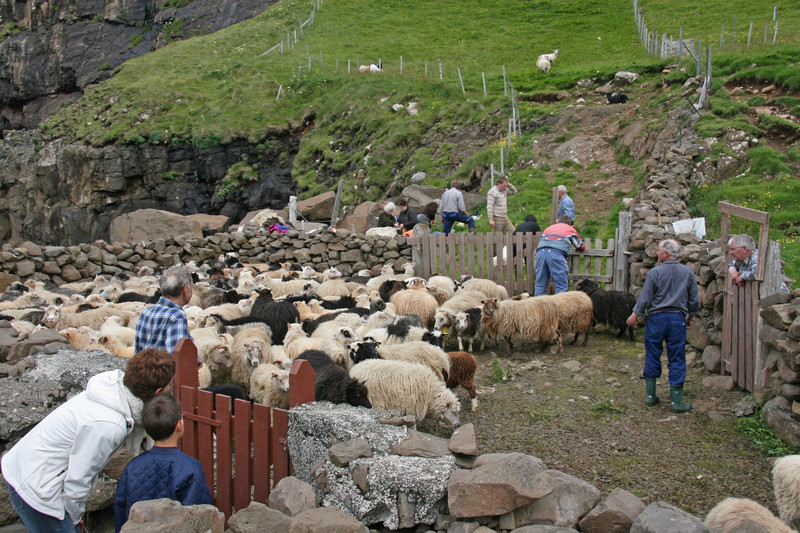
[113,394,212,531]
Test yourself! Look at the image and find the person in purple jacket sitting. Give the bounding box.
[113,394,212,531]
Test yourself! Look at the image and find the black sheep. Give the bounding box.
[203,384,249,409]
[117,290,161,304]
[576,279,636,340]
[348,340,381,365]
[605,92,629,104]
[378,279,407,302]
[297,349,371,408]
[301,308,369,336]
[249,289,300,344]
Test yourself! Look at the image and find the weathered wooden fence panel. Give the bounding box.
[173,340,315,522]
[409,231,620,295]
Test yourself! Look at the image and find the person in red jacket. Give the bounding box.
[534,216,585,295]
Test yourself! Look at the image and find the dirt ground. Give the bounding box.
[418,326,777,520]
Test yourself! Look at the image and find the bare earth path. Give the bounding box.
[419,328,776,519]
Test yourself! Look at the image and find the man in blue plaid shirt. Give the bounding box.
[135,266,194,354]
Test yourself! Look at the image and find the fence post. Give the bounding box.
[763,22,767,43]
[502,65,507,95]
[288,359,315,407]
[679,26,683,64]
[748,22,753,45]
[172,339,199,401]
[400,55,403,74]
[289,196,297,225]
[457,66,465,94]
[330,179,343,227]
[613,211,631,291]
[439,58,443,81]
[696,40,701,76]
[500,146,504,176]
[482,72,486,96]
[773,20,778,43]
[276,84,283,102]
[425,61,428,76]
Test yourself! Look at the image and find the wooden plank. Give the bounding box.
[476,231,485,279]
[272,408,290,481]
[494,232,505,285]
[196,390,215,495]
[514,232,524,295]
[456,233,466,279]
[437,234,448,278]
[252,404,271,502]
[233,399,252,513]
[173,339,199,399]
[718,201,770,224]
[613,212,631,291]
[756,218,770,281]
[215,395,233,518]
[526,234,536,294]
[448,234,457,281]
[594,238,603,281]
[466,233,475,277]
[505,232,514,295]
[736,285,746,387]
[179,386,198,458]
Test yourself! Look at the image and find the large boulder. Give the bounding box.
[120,499,224,532]
[110,209,203,242]
[630,501,711,533]
[298,192,336,222]
[338,202,382,235]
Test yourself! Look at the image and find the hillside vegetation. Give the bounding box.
[36,0,800,277]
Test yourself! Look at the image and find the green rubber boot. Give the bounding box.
[645,378,660,407]
[670,384,692,413]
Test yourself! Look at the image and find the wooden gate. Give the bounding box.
[172,339,315,521]
[408,213,630,295]
[719,201,770,392]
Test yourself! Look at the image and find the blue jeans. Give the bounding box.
[7,484,80,533]
[442,212,475,235]
[643,312,687,385]
[534,248,568,295]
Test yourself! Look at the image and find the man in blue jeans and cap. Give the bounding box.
[534,216,585,295]
[626,238,700,413]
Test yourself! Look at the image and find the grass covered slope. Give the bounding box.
[42,0,664,146]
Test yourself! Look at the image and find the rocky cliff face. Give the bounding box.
[0,129,299,245]
[0,0,275,130]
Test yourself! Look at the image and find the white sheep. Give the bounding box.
[199,299,254,326]
[317,279,350,299]
[376,340,451,381]
[350,359,461,426]
[0,291,46,311]
[42,304,136,332]
[390,289,438,329]
[59,326,103,351]
[355,311,395,338]
[99,315,136,347]
[229,327,272,392]
[366,262,415,288]
[283,322,357,368]
[460,278,509,301]
[99,335,134,358]
[426,275,457,300]
[540,291,594,347]
[193,327,233,384]
[773,455,800,529]
[705,497,795,533]
[249,362,291,409]
[538,49,558,62]
[257,277,320,298]
[481,296,561,354]
[537,57,551,73]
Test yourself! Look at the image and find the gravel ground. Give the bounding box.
[418,327,777,519]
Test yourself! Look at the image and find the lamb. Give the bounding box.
[460,278,509,301]
[193,327,233,384]
[576,279,636,340]
[446,351,478,411]
[99,315,136,347]
[773,455,800,529]
[59,326,103,351]
[536,57,551,73]
[705,497,796,533]
[350,359,461,426]
[605,92,629,104]
[454,308,486,352]
[376,340,450,382]
[258,277,320,298]
[542,291,594,347]
[481,297,561,354]
[230,328,272,392]
[99,334,135,358]
[199,298,254,326]
[297,349,371,408]
[366,262,416,288]
[283,322,357,368]
[249,362,291,408]
[358,60,383,73]
[390,289,438,329]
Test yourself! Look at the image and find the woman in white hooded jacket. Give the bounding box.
[1,348,175,532]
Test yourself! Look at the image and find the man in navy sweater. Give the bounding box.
[627,239,700,413]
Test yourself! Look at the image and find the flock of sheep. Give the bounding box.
[0,257,640,429]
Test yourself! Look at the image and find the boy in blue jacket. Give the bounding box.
[113,394,212,531]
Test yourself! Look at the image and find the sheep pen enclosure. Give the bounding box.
[419,329,778,519]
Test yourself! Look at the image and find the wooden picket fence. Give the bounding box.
[408,221,629,296]
[172,339,315,522]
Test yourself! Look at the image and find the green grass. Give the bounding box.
[737,402,800,456]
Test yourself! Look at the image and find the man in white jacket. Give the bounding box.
[2,348,176,532]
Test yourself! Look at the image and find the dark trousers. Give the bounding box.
[643,312,687,385]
